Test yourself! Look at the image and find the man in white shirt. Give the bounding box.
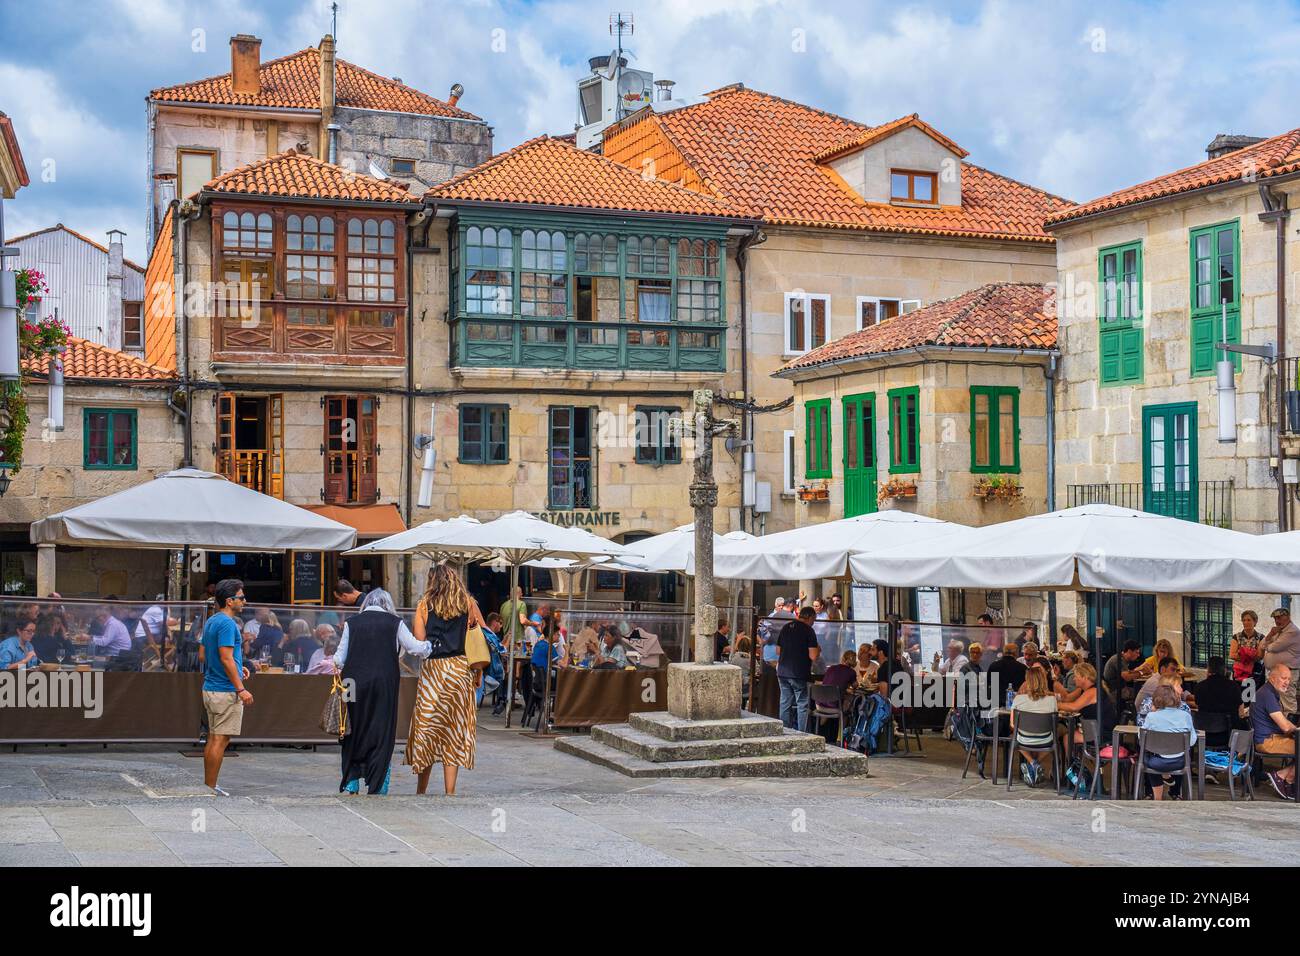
[937,639,969,677]
[91,607,132,657]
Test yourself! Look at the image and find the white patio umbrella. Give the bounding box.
[713,510,964,581]
[30,468,356,552]
[343,515,484,562]
[848,503,1300,594]
[403,510,637,728]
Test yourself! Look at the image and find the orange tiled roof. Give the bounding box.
[1046,128,1300,226]
[780,282,1056,375]
[203,150,416,203]
[604,87,1070,243]
[24,335,177,383]
[427,135,753,219]
[143,207,176,372]
[6,223,146,273]
[813,113,969,164]
[149,47,480,120]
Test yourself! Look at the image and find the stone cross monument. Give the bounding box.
[667,388,743,720]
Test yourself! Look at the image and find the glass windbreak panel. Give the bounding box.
[678,331,719,349]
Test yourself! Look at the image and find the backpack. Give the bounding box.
[850,692,891,754]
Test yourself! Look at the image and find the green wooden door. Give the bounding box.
[843,393,877,518]
[1142,402,1198,521]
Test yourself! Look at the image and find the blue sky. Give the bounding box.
[3,0,1300,263]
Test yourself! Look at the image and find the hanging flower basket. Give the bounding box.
[797,482,830,502]
[877,477,918,504]
[973,475,1024,502]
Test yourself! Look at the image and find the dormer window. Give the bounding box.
[890,169,937,204]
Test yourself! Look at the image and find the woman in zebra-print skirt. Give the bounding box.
[405,564,487,795]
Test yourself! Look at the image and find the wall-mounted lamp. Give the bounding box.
[47,349,65,432]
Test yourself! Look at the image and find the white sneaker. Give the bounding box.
[210,785,231,797]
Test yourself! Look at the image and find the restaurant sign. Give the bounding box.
[532,511,623,528]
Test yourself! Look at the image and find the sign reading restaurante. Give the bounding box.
[532,511,623,528]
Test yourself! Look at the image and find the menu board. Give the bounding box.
[850,584,879,623]
[917,586,943,666]
[290,550,325,605]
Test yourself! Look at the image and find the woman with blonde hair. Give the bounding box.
[1141,638,1184,677]
[1010,665,1058,786]
[406,564,488,795]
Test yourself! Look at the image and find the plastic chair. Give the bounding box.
[522,664,548,730]
[810,683,848,743]
[959,707,1011,783]
[1073,718,1109,800]
[1007,709,1061,793]
[1193,710,1233,750]
[1226,729,1255,801]
[1132,729,1195,800]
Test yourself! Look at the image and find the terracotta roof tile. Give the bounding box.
[203,150,416,203]
[1047,129,1300,226]
[813,113,969,163]
[780,282,1056,374]
[603,87,1070,243]
[150,47,480,120]
[427,135,752,219]
[24,335,177,383]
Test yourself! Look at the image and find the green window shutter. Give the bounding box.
[969,386,1020,473]
[888,387,920,474]
[1120,327,1143,382]
[805,399,831,479]
[1189,220,1241,377]
[1097,240,1144,386]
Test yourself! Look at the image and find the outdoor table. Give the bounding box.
[1109,724,1206,800]
[551,666,667,729]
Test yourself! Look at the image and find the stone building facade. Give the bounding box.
[777,282,1057,626]
[1046,131,1300,664]
[4,338,180,597]
[146,34,491,247]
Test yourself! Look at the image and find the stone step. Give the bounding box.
[628,710,786,742]
[591,722,827,762]
[555,734,870,779]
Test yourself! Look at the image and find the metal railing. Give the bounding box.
[1066,480,1234,528]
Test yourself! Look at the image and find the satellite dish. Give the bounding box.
[618,72,647,101]
[368,160,388,180]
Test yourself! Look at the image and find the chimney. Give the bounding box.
[106,229,125,351]
[319,35,337,159]
[1206,133,1265,161]
[655,79,676,102]
[448,83,464,109]
[229,35,262,95]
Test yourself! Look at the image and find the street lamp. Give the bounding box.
[0,461,11,498]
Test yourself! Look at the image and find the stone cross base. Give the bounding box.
[667,662,742,722]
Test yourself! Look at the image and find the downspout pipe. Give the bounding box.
[1258,184,1290,539]
[1045,351,1058,645]
[735,226,764,533]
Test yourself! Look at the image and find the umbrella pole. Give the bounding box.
[504,560,520,729]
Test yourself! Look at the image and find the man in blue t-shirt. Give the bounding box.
[201,579,254,796]
[776,607,820,731]
[1252,663,1298,800]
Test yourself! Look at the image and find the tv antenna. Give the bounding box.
[609,13,635,120]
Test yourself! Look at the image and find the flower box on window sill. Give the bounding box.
[877,478,918,505]
[973,475,1023,502]
[797,483,830,502]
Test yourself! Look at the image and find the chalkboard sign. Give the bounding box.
[291,550,325,605]
[594,569,624,591]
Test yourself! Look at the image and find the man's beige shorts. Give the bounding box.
[202,690,244,737]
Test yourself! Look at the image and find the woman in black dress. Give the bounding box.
[335,589,430,795]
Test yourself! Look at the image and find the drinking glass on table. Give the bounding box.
[57,648,66,665]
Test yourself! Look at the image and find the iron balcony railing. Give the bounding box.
[1066,480,1234,528]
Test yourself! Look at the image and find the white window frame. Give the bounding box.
[856,296,921,331]
[782,429,797,494]
[784,292,831,355]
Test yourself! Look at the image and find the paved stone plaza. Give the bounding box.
[3,714,1298,867]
